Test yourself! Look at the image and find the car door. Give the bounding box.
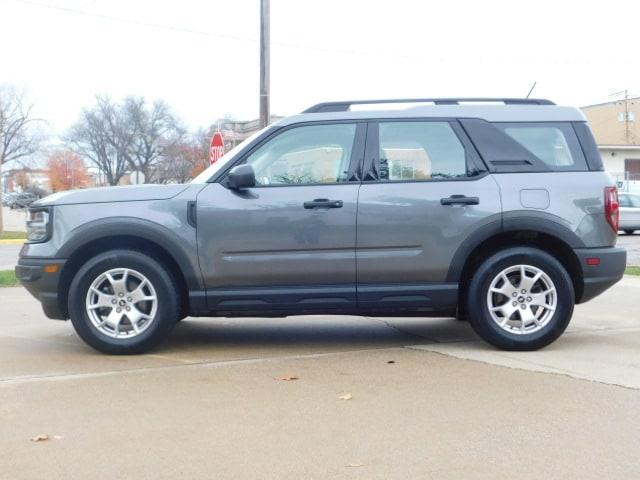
[196,121,365,313]
[620,194,640,229]
[356,119,502,310]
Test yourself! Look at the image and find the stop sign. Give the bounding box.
[210,132,225,164]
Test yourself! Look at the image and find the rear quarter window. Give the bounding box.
[493,122,588,171]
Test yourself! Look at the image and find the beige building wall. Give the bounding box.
[582,98,640,145]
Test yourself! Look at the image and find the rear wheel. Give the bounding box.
[624,230,635,235]
[466,247,574,351]
[68,249,180,354]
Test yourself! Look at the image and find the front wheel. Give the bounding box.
[466,247,574,351]
[68,249,181,354]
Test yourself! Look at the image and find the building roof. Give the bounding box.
[581,97,640,109]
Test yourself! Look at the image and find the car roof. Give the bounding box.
[275,102,586,127]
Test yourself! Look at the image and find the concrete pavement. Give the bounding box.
[1,277,639,479]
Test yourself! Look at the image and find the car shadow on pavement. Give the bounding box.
[158,316,475,353]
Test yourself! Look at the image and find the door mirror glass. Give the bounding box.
[226,164,256,189]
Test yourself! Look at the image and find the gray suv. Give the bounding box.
[16,98,627,354]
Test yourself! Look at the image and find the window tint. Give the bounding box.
[245,123,356,185]
[494,122,587,170]
[378,122,467,181]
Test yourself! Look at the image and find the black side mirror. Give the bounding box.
[226,164,256,189]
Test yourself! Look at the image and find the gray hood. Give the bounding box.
[35,184,190,206]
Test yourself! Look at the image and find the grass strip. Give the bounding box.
[0,270,18,287]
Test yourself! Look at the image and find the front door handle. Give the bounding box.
[303,198,343,209]
[440,195,479,206]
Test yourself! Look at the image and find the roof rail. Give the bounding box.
[302,98,555,113]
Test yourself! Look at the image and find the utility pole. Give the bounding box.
[259,0,270,129]
[610,89,630,144]
[624,89,630,144]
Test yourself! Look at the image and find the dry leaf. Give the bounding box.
[387,360,395,364]
[339,393,353,401]
[346,463,365,468]
[274,375,299,381]
[30,434,49,442]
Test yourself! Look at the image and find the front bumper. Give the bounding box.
[574,247,626,303]
[15,258,67,320]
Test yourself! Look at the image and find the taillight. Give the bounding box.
[604,186,619,232]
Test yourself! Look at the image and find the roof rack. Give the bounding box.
[302,98,555,113]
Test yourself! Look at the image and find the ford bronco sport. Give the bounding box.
[16,98,627,354]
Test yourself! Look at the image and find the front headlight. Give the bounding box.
[26,207,52,243]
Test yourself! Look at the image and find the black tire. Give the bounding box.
[466,247,574,351]
[624,230,635,235]
[68,249,181,354]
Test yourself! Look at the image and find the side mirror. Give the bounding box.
[226,164,256,190]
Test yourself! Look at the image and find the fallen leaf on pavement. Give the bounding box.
[30,434,49,442]
[346,463,364,468]
[339,393,353,400]
[274,375,299,381]
[387,360,395,364]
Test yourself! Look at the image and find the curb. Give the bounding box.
[0,239,25,245]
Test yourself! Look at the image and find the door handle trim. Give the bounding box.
[440,195,479,206]
[303,199,344,209]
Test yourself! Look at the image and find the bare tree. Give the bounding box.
[66,96,131,186]
[154,130,209,184]
[0,85,43,233]
[123,97,184,183]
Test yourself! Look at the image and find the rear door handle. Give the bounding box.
[440,195,479,206]
[303,198,343,209]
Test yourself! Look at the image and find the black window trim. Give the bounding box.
[360,117,488,184]
[492,120,589,173]
[211,120,367,188]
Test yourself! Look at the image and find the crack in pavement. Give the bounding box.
[0,346,408,386]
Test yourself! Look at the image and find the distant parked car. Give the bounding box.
[9,192,37,209]
[619,193,640,234]
[2,192,19,207]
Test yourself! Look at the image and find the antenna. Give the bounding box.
[526,81,537,99]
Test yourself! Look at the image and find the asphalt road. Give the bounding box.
[0,243,21,270]
[1,276,639,479]
[618,232,640,265]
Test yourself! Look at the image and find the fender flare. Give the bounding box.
[57,217,203,291]
[446,212,585,283]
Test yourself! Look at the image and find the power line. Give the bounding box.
[10,0,429,61]
[12,0,260,43]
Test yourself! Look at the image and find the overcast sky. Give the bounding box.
[2,0,639,135]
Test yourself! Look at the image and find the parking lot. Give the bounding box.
[1,274,639,479]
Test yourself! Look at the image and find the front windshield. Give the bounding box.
[191,127,271,183]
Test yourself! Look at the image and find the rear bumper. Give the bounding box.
[574,247,626,303]
[15,258,67,320]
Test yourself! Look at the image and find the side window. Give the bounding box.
[494,122,587,171]
[619,196,632,208]
[378,122,467,181]
[244,123,357,185]
[625,195,640,207]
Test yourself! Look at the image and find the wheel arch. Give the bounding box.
[449,227,584,316]
[56,219,203,319]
